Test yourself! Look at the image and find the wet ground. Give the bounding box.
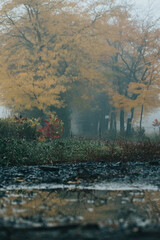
[0,161,160,239]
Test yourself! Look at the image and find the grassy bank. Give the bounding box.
[0,137,160,166]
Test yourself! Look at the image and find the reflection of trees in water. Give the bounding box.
[0,188,160,226]
[31,189,160,224]
[57,189,108,217]
[117,190,160,224]
[143,191,160,224]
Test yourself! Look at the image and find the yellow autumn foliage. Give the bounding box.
[0,0,159,122]
[0,0,115,111]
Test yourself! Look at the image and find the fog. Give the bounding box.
[0,0,160,137]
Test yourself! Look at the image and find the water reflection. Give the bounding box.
[0,188,160,228]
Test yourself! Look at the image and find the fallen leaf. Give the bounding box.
[67,180,81,184]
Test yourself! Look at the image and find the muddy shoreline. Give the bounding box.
[0,161,160,186]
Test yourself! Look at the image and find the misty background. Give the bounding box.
[0,0,160,136]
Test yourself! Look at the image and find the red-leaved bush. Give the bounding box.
[38,113,64,140]
[152,119,160,127]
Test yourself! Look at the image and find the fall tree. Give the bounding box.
[99,5,160,136]
[0,0,70,111]
[1,0,159,137]
[0,0,111,113]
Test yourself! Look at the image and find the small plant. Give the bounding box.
[152,119,160,135]
[38,113,64,141]
[132,126,146,140]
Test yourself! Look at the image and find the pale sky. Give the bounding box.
[133,0,160,19]
[135,0,160,8]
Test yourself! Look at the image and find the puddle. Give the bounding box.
[0,183,160,230]
[0,163,160,239]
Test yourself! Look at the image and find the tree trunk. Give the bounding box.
[140,104,143,131]
[126,108,134,137]
[114,113,117,131]
[110,112,114,131]
[97,121,101,139]
[106,118,109,131]
[110,112,116,133]
[120,109,125,135]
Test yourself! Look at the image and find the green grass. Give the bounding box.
[0,137,160,166]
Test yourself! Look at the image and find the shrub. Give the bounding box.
[0,117,40,140]
[38,113,64,141]
[0,138,57,166]
[152,119,160,135]
[0,137,160,166]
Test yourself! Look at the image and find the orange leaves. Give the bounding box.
[128,83,146,95]
[0,1,86,111]
[111,93,137,111]
[0,0,159,120]
[0,0,113,112]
